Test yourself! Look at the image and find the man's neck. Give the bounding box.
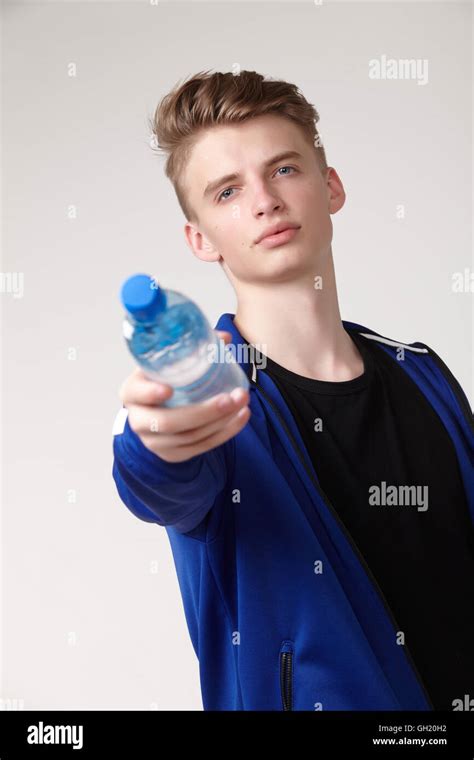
[233,249,365,382]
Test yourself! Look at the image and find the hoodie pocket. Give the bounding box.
[279,640,294,711]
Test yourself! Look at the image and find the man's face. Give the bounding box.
[183,114,345,287]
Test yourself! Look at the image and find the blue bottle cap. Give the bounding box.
[120,274,167,322]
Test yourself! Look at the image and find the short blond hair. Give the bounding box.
[148,69,328,222]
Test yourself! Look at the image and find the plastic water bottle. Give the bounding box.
[120,273,249,408]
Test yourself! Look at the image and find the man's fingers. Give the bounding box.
[127,387,249,436]
[119,367,173,406]
[148,405,252,463]
[139,402,248,449]
[173,405,251,459]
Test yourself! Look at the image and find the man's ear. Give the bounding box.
[325,167,346,215]
[184,221,221,263]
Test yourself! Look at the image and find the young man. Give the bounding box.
[112,70,474,711]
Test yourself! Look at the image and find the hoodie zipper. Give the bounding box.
[248,372,436,711]
[279,641,294,711]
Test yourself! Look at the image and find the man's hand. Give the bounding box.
[118,330,251,462]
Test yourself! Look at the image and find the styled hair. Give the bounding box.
[148,69,328,222]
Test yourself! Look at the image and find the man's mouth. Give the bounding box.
[257,226,301,249]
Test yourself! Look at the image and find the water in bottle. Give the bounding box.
[120,273,249,407]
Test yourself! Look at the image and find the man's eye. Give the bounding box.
[276,165,296,176]
[216,166,297,202]
[217,187,235,202]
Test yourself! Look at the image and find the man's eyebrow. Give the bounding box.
[203,150,304,199]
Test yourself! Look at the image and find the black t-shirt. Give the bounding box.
[255,328,474,710]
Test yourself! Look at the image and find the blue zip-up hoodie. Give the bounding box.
[112,315,474,711]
